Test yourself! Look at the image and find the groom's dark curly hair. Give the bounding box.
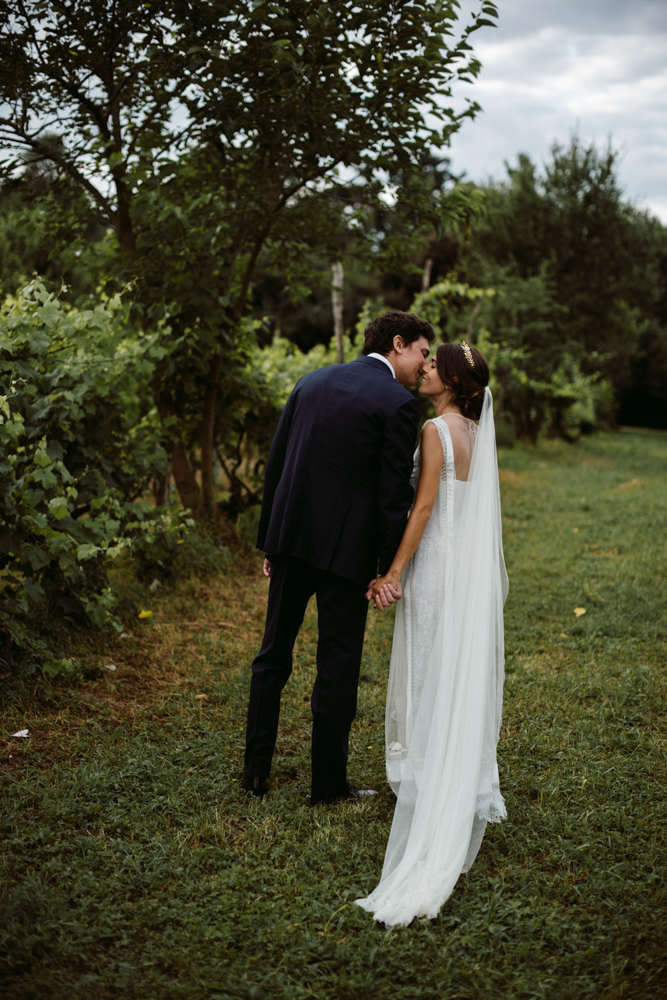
[361,310,434,356]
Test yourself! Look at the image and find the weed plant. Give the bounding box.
[1,429,665,999]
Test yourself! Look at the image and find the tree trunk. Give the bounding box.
[467,297,483,343]
[113,173,136,255]
[170,440,202,515]
[156,393,202,515]
[154,472,171,507]
[331,261,345,363]
[197,226,272,520]
[421,257,433,292]
[201,353,224,518]
[494,372,507,433]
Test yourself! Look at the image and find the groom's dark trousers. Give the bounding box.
[244,556,369,801]
[244,356,421,801]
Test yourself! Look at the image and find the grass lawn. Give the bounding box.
[1,427,666,1000]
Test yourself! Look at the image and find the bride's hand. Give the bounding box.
[371,574,402,609]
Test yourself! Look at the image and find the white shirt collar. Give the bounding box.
[367,352,396,379]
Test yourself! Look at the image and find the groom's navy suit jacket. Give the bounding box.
[257,356,421,587]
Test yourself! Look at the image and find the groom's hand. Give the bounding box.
[263,558,272,578]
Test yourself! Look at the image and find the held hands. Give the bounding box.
[262,557,399,607]
[366,573,402,610]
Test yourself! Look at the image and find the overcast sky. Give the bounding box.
[447,0,667,221]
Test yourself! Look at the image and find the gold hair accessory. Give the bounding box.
[461,341,475,368]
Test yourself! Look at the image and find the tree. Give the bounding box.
[0,139,107,299]
[464,137,667,431]
[0,0,498,516]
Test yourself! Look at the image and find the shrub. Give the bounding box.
[0,280,172,681]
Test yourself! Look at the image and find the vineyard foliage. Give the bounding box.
[0,281,189,676]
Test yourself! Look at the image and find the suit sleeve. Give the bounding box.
[256,384,299,551]
[377,394,421,576]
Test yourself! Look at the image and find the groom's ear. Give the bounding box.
[393,335,405,354]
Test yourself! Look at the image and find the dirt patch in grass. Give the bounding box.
[0,566,270,775]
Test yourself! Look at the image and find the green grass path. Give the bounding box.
[1,429,666,999]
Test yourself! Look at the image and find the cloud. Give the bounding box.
[470,0,667,39]
[448,2,667,220]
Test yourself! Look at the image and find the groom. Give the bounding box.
[242,310,434,803]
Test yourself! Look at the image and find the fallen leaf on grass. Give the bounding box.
[194,694,207,700]
[104,664,117,671]
[573,607,586,617]
[138,610,152,619]
[12,729,29,738]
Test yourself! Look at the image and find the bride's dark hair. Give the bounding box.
[435,343,489,421]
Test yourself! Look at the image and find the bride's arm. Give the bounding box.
[371,422,442,607]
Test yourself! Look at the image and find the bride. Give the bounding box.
[356,342,508,927]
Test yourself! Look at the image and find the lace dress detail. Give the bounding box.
[357,396,509,926]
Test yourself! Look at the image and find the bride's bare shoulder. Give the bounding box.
[419,420,443,457]
[420,419,440,439]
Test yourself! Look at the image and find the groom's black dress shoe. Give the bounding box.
[311,781,377,806]
[241,775,269,797]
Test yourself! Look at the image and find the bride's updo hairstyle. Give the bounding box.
[435,342,490,421]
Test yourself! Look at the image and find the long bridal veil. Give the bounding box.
[356,387,509,927]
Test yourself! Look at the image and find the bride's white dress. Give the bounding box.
[356,388,508,927]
